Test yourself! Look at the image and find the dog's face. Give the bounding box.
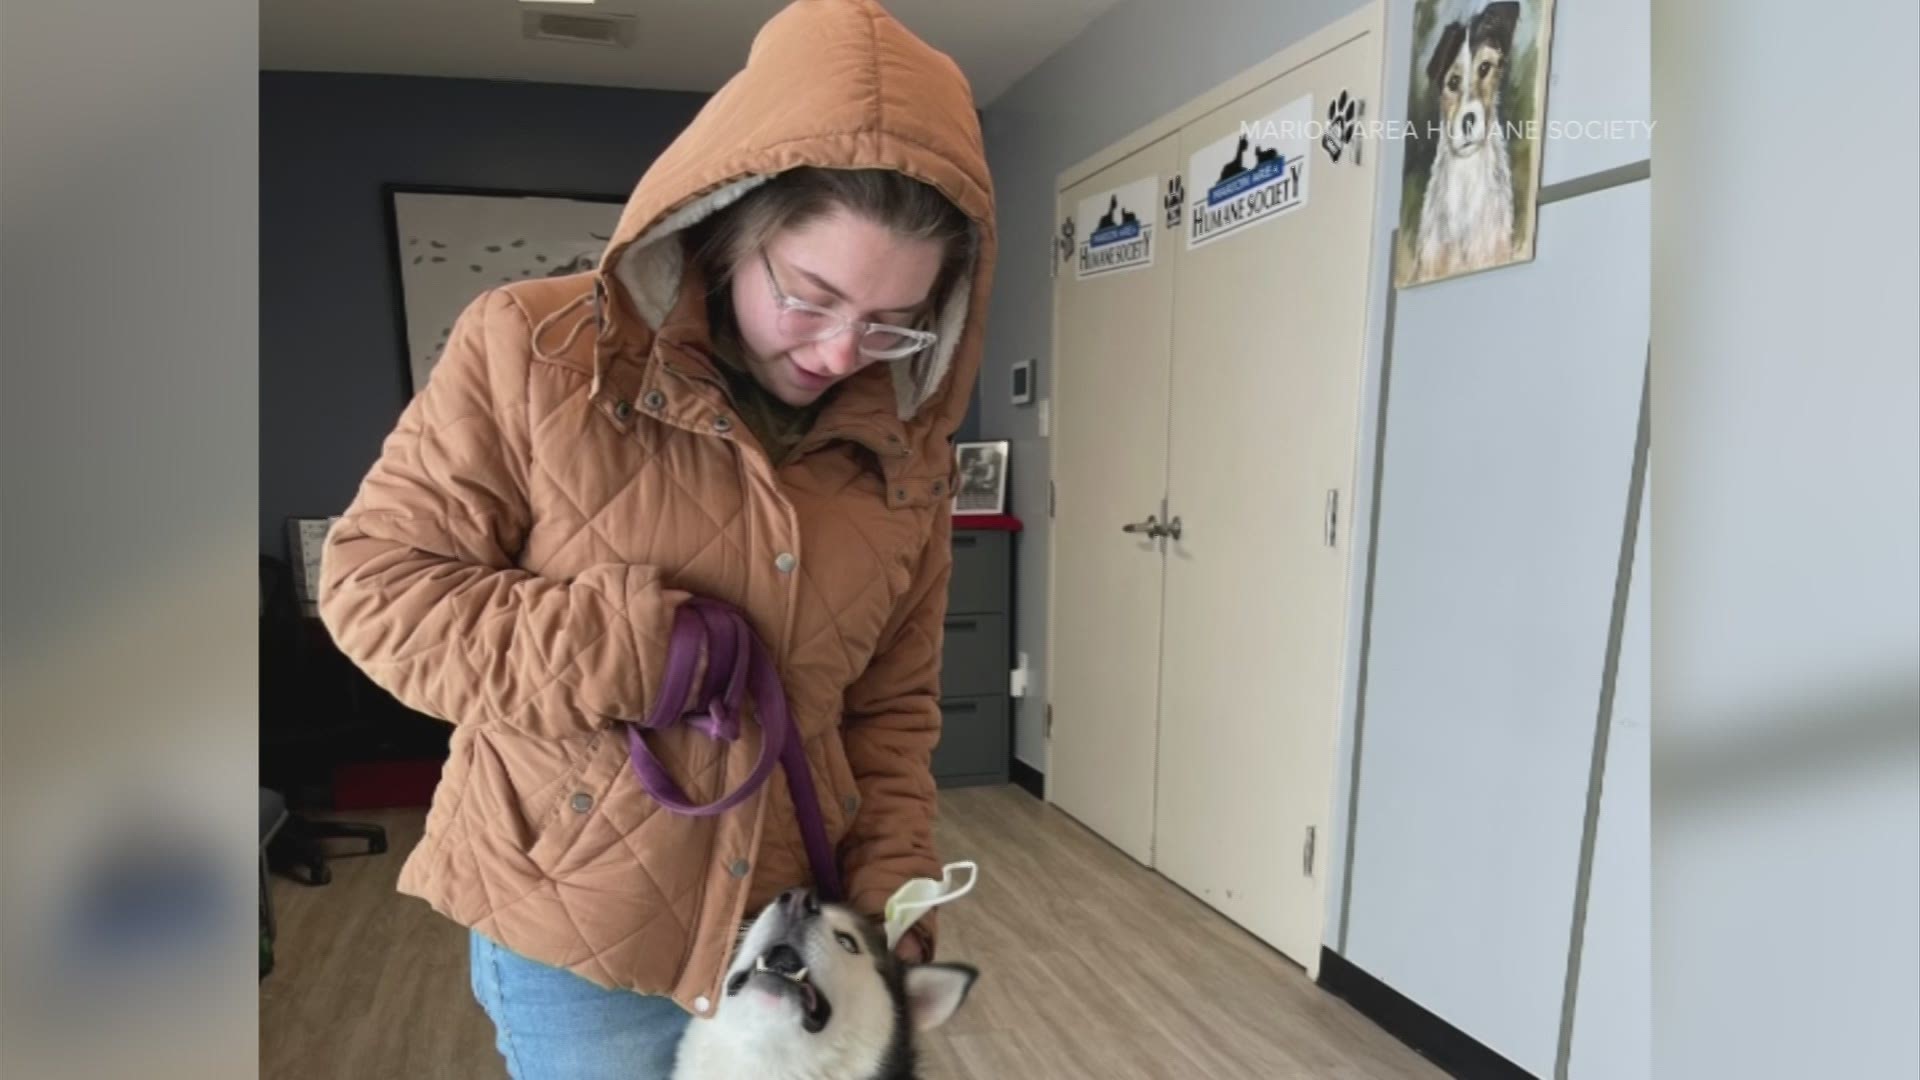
[699,889,977,1080]
[1427,2,1520,155]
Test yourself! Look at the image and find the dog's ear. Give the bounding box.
[1426,22,1467,88]
[1472,2,1521,56]
[903,963,978,1032]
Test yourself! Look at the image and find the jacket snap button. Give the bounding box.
[570,792,594,813]
[729,859,750,878]
[694,996,712,1014]
[642,389,667,410]
[712,415,733,433]
[843,794,860,815]
[774,553,796,574]
[612,400,633,421]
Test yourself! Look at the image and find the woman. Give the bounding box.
[316,1,995,1076]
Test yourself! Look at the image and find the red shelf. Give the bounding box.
[954,513,1023,532]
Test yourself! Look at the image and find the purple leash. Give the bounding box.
[622,597,845,903]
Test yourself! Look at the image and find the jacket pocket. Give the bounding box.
[819,727,862,847]
[522,731,628,877]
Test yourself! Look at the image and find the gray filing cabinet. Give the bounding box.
[932,528,1012,787]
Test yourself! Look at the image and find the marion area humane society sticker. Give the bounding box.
[1185,93,1313,250]
[1074,175,1158,280]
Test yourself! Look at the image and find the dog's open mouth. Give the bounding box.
[725,943,833,1033]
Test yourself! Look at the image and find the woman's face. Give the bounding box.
[728,206,945,408]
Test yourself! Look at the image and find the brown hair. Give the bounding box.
[682,167,974,370]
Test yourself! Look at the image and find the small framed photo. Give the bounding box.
[953,441,1010,516]
[1010,358,1035,405]
[285,515,342,614]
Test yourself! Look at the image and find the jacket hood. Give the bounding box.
[595,0,996,447]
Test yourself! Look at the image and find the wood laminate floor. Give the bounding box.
[261,785,1444,1079]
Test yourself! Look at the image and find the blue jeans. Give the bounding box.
[469,929,691,1080]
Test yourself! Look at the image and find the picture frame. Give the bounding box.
[285,515,342,614]
[383,184,627,397]
[1392,0,1556,288]
[952,440,1010,516]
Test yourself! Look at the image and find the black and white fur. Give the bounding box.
[1413,2,1522,281]
[673,890,979,1080]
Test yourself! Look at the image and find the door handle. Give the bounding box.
[1121,514,1182,540]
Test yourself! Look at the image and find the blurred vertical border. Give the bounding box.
[1653,0,1919,1077]
[2,1,259,1078]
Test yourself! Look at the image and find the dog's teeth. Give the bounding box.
[792,967,808,983]
[755,955,770,973]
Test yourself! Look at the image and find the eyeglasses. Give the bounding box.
[760,249,939,361]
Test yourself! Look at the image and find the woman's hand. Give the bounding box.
[867,915,929,964]
[893,925,928,964]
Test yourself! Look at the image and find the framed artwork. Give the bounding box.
[384,184,626,395]
[953,440,1010,516]
[1393,0,1556,288]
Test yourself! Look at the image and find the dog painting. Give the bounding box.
[1394,0,1555,287]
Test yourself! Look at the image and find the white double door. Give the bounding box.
[1048,19,1381,968]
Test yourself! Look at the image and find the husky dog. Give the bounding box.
[1412,1,1522,281]
[672,889,979,1080]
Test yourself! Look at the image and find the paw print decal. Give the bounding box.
[1322,90,1362,164]
[1163,175,1185,230]
[1056,216,1076,264]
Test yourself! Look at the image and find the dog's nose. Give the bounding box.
[781,888,820,918]
[763,943,806,976]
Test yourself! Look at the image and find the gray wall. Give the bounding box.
[1337,2,1649,1076]
[260,72,709,556]
[1348,179,1648,1077]
[979,0,1370,770]
[259,71,980,557]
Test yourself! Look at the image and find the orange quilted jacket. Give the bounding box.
[316,0,995,1016]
